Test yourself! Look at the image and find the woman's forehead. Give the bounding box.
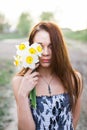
[33,30,51,44]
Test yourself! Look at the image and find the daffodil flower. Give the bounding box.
[14,41,42,108]
[22,53,39,69]
[13,55,21,66]
[28,47,37,55]
[16,42,29,56]
[30,42,42,56]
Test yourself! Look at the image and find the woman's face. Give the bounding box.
[33,30,52,68]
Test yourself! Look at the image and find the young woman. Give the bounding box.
[12,22,83,130]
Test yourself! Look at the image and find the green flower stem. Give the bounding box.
[29,68,38,108]
[30,88,36,108]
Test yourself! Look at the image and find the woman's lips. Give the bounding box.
[41,59,50,63]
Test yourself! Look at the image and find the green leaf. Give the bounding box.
[30,88,36,108]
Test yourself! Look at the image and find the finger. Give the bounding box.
[33,80,38,85]
[33,77,39,81]
[31,72,40,78]
[24,69,33,76]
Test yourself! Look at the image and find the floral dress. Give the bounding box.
[30,93,74,130]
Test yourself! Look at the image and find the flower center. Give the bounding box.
[19,43,26,50]
[29,48,36,54]
[26,56,33,64]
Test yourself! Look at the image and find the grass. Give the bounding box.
[0,59,15,130]
[62,28,87,42]
[0,60,14,86]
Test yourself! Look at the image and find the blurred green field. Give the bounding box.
[0,60,14,86]
[63,29,87,42]
[0,29,87,42]
[0,59,15,130]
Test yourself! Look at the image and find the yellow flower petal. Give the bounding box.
[19,43,26,50]
[29,47,36,54]
[26,56,33,64]
[14,60,19,66]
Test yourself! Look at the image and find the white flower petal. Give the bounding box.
[29,63,35,69]
[31,42,38,48]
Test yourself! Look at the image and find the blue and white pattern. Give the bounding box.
[30,93,74,130]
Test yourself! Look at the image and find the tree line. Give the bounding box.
[0,12,55,36]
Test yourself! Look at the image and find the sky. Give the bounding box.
[0,0,87,31]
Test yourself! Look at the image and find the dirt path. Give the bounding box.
[4,100,18,130]
[0,39,87,130]
[0,39,26,60]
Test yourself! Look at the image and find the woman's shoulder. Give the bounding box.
[12,75,23,101]
[12,75,23,83]
[12,75,23,89]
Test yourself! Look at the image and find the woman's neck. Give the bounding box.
[38,67,53,78]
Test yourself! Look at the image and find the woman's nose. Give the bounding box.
[42,47,49,55]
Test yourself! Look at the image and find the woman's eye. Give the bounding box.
[49,45,52,49]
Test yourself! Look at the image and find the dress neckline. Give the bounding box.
[36,92,69,98]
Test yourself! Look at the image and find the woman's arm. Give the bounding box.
[72,72,83,130]
[12,69,39,130]
[72,95,82,130]
[17,95,35,130]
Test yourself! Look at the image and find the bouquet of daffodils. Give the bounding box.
[14,41,42,108]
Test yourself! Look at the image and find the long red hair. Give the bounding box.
[17,22,83,110]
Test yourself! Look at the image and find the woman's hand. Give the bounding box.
[18,69,39,98]
[12,69,39,103]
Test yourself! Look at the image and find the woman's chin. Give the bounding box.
[40,62,51,68]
